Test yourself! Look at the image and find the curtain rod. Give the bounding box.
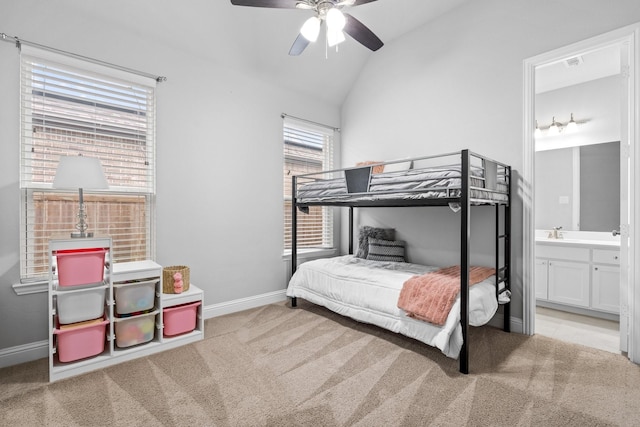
[281,113,340,132]
[1,32,167,83]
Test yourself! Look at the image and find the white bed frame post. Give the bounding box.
[291,174,298,308]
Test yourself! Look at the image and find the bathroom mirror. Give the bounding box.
[535,141,620,232]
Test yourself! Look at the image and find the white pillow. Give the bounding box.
[383,160,412,173]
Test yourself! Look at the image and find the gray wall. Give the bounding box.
[340,0,640,322]
[0,2,340,354]
[535,75,621,152]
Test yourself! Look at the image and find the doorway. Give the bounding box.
[523,23,640,363]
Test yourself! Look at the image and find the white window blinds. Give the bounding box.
[283,116,334,250]
[19,45,157,281]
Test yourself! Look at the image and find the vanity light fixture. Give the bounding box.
[535,113,587,138]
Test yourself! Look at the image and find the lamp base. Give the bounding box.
[71,231,94,238]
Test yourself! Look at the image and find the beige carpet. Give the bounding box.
[2,299,640,426]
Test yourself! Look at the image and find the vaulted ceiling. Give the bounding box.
[69,0,471,105]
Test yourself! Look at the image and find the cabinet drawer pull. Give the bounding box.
[594,267,599,271]
[614,256,619,260]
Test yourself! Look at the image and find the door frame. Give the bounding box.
[523,23,640,362]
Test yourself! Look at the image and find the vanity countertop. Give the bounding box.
[535,237,620,248]
[535,230,620,248]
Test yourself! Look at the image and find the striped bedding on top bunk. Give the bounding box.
[295,165,509,204]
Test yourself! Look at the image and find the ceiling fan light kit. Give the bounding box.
[230,0,384,56]
[301,16,321,41]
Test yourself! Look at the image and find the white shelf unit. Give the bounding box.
[48,238,204,382]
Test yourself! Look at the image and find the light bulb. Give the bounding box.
[534,120,542,138]
[548,117,560,135]
[327,29,346,47]
[300,16,321,42]
[326,8,346,31]
[566,113,578,133]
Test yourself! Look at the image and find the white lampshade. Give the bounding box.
[53,155,108,190]
[300,16,321,42]
[53,155,108,238]
[326,8,346,31]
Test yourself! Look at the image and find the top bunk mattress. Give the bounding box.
[296,165,509,205]
[294,151,510,206]
[286,255,498,359]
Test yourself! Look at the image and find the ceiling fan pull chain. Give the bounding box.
[325,30,328,59]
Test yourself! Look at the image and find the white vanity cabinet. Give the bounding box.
[535,241,620,316]
[536,244,590,308]
[547,260,591,307]
[591,249,621,313]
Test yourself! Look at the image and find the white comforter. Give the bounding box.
[286,255,498,359]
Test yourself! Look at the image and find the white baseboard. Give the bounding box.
[203,290,288,319]
[488,312,524,334]
[0,340,48,369]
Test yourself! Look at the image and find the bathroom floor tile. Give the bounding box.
[535,306,620,354]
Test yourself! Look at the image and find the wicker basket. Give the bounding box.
[162,266,190,294]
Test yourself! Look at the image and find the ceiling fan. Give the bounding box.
[230,0,384,56]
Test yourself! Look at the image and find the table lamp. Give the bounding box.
[52,155,109,238]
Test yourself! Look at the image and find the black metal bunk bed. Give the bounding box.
[289,149,511,374]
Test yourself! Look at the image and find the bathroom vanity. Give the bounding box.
[535,230,620,320]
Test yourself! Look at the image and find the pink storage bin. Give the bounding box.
[56,248,107,287]
[53,317,108,363]
[163,301,201,337]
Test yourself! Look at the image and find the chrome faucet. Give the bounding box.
[548,226,563,239]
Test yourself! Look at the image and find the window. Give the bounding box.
[283,117,335,251]
[19,46,156,281]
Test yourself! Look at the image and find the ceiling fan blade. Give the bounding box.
[345,0,376,6]
[343,13,383,51]
[289,33,311,56]
[230,0,298,8]
[342,0,379,5]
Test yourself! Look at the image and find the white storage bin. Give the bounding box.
[113,279,158,315]
[56,285,107,325]
[113,310,158,348]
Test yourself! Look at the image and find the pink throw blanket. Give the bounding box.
[397,266,495,326]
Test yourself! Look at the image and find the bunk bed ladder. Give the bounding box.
[495,201,511,333]
[502,166,512,332]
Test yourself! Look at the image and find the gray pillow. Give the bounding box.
[356,226,395,258]
[366,238,406,263]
